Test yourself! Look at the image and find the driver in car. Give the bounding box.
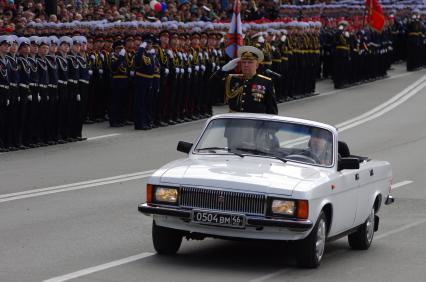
[308,128,333,165]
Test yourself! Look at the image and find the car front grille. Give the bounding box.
[179,187,266,215]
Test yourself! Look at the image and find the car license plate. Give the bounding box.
[192,210,245,228]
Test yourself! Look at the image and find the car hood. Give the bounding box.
[156,156,323,196]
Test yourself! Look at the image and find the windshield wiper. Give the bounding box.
[235,147,287,163]
[196,147,244,157]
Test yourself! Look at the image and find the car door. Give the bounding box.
[328,169,359,235]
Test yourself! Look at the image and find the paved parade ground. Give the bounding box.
[1,64,426,282]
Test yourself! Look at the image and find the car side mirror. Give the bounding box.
[338,157,360,171]
[177,141,193,154]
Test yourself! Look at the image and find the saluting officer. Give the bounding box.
[109,40,128,127]
[214,46,278,115]
[133,38,154,130]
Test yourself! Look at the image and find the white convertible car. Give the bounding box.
[138,113,394,268]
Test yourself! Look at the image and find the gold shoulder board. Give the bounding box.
[257,74,272,81]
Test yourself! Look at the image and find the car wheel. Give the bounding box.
[296,211,327,268]
[152,221,183,255]
[348,207,375,250]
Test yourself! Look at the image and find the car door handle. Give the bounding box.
[355,173,360,181]
[370,169,374,176]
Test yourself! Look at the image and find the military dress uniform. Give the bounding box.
[0,54,10,152]
[36,54,51,144]
[224,73,278,115]
[46,53,59,143]
[6,53,20,150]
[109,43,129,127]
[133,44,154,130]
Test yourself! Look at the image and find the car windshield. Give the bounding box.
[195,118,334,166]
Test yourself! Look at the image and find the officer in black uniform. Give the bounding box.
[109,40,128,127]
[133,38,154,130]
[212,46,278,115]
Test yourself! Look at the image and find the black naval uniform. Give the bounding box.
[46,54,59,143]
[6,54,20,150]
[0,56,10,151]
[223,72,278,115]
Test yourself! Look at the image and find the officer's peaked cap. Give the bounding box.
[238,46,264,62]
[17,37,30,48]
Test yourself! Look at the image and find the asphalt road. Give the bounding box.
[1,64,426,282]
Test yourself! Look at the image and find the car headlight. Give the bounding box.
[271,199,296,216]
[154,187,178,204]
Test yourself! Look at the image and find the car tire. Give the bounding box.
[152,221,183,255]
[296,211,327,268]
[348,207,375,250]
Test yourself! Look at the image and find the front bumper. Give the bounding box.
[138,203,313,231]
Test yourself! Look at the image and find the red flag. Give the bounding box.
[365,0,385,32]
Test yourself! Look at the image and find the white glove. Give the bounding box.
[164,68,169,75]
[198,52,203,59]
[218,50,222,56]
[38,94,41,102]
[183,53,187,60]
[177,52,182,59]
[258,36,265,43]
[6,99,10,106]
[77,94,81,101]
[187,67,192,74]
[189,54,193,61]
[204,53,209,60]
[46,96,49,101]
[181,68,185,74]
[213,50,218,56]
[99,69,104,74]
[27,95,32,101]
[216,65,220,71]
[344,31,350,38]
[222,58,240,72]
[88,70,93,75]
[100,53,104,60]
[176,68,180,74]
[272,46,276,51]
[167,49,173,58]
[140,42,147,49]
[90,54,95,60]
[148,48,155,55]
[130,71,135,77]
[212,63,216,69]
[201,65,206,72]
[119,48,126,56]
[195,65,200,71]
[18,96,20,102]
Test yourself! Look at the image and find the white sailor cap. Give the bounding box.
[59,36,73,46]
[48,36,60,46]
[17,37,31,48]
[79,36,87,44]
[8,35,18,43]
[39,37,50,46]
[72,36,82,45]
[0,35,12,45]
[28,36,41,45]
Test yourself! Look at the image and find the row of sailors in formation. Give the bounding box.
[0,28,326,152]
